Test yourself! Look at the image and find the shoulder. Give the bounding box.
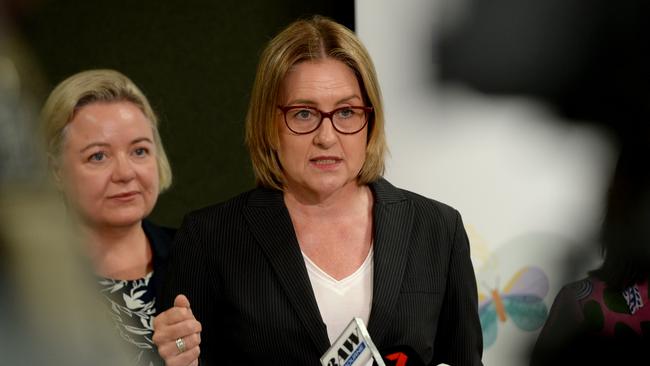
[181,186,281,225]
[370,178,465,251]
[564,277,598,302]
[546,277,597,321]
[143,219,176,238]
[371,178,461,221]
[142,219,176,258]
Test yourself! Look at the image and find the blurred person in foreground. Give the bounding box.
[153,15,482,366]
[1,8,131,364]
[41,69,184,365]
[531,138,650,364]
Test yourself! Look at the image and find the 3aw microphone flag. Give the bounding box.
[320,318,385,366]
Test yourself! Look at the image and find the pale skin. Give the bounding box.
[152,295,202,366]
[58,101,201,362]
[58,101,160,279]
[279,58,373,280]
[153,57,372,364]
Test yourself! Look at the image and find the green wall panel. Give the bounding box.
[22,0,353,227]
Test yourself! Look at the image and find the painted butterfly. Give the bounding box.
[478,266,549,348]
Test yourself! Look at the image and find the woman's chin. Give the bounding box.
[84,212,147,230]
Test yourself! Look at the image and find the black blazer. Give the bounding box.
[162,178,483,365]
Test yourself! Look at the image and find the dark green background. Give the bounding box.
[21,0,353,227]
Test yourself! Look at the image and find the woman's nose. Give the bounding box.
[111,155,136,182]
[314,116,337,147]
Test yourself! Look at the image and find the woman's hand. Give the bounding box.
[153,294,202,366]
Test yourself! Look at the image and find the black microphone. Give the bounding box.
[374,345,425,366]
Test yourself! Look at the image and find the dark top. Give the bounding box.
[98,219,175,366]
[162,178,483,365]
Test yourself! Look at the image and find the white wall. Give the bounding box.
[356,1,617,364]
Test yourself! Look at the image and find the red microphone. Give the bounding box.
[375,345,425,366]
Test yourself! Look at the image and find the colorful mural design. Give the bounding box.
[478,266,549,348]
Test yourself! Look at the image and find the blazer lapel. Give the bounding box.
[367,179,414,346]
[242,188,331,354]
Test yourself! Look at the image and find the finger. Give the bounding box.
[153,306,195,329]
[164,345,200,366]
[174,294,191,309]
[153,317,201,346]
[156,332,201,360]
[157,333,200,360]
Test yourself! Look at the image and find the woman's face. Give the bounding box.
[277,58,368,199]
[58,101,159,230]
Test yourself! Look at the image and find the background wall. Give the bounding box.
[356,0,617,364]
[20,0,353,227]
[14,1,630,364]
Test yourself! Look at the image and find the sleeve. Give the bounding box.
[161,213,203,309]
[160,212,221,364]
[529,285,583,365]
[431,210,483,366]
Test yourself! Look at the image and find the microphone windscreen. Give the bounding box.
[375,345,425,366]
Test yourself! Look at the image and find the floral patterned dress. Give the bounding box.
[99,272,163,366]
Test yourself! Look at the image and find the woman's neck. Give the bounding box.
[283,182,372,219]
[83,222,152,280]
[285,182,374,280]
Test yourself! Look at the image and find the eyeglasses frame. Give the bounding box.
[277,105,374,135]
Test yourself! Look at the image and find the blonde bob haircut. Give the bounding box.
[245,15,387,190]
[41,69,172,192]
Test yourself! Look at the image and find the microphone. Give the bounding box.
[374,345,425,366]
[320,318,386,366]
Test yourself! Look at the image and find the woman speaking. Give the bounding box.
[154,16,482,366]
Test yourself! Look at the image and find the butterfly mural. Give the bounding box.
[478,266,549,348]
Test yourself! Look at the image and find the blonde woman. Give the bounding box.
[155,16,482,366]
[42,69,200,365]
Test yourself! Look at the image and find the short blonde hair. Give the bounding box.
[41,69,172,192]
[245,15,387,190]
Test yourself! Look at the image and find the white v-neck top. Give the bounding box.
[302,247,374,344]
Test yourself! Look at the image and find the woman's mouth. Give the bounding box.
[310,157,342,169]
[108,191,140,201]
